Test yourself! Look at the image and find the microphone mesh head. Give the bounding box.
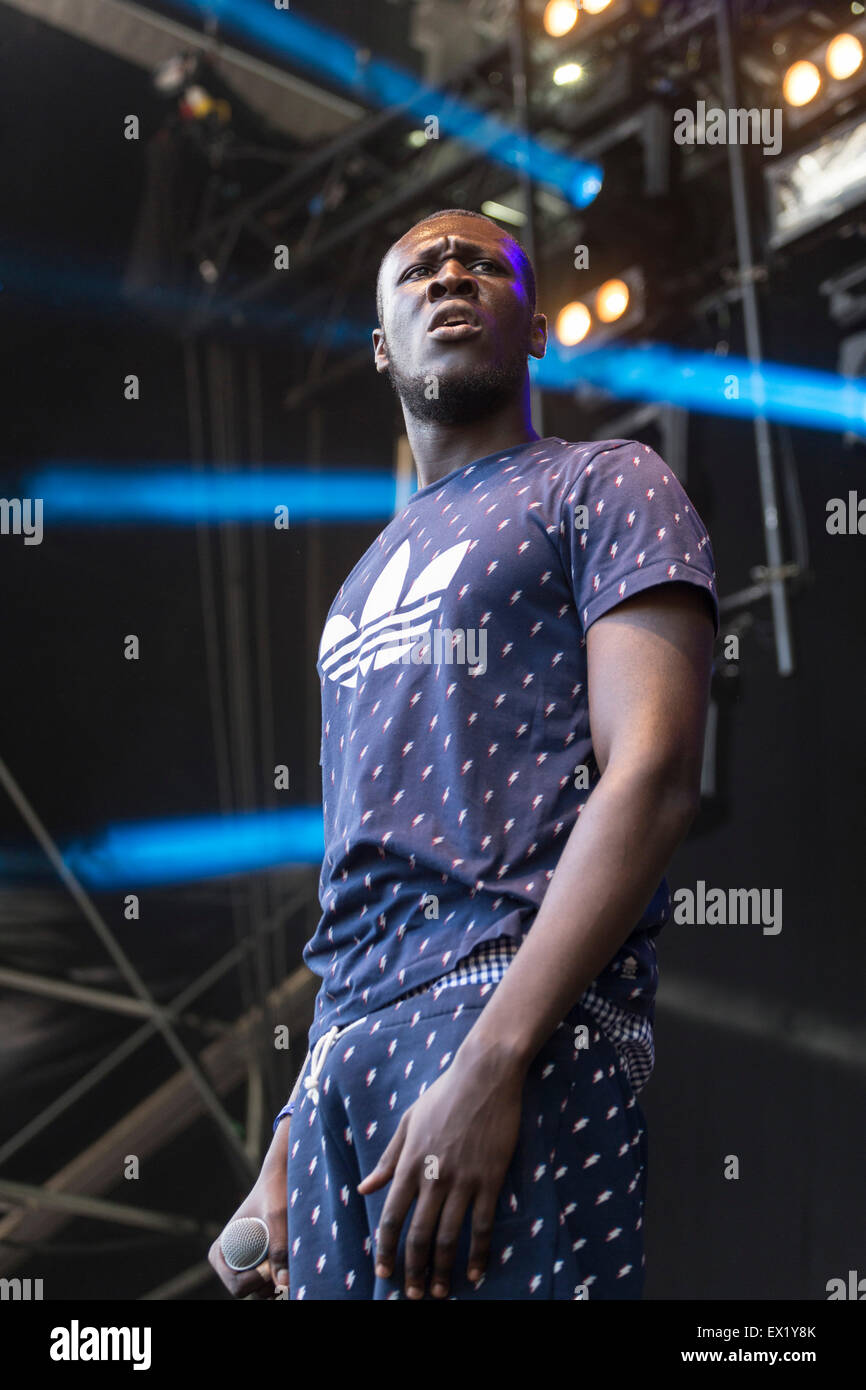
[221,1216,270,1271]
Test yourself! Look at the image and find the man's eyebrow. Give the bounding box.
[393,237,509,270]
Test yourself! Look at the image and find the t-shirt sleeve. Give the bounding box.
[272,1102,294,1132]
[558,440,719,637]
[271,1046,311,1132]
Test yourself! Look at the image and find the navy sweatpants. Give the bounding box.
[286,978,648,1300]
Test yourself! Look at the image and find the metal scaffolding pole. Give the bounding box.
[714,0,795,677]
[509,0,543,435]
[0,961,318,1272]
[0,756,256,1184]
[0,1178,220,1241]
[0,964,223,1028]
[0,883,313,1169]
[206,339,282,1122]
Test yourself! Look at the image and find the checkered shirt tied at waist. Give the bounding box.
[394,935,655,1095]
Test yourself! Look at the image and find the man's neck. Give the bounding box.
[406,400,541,491]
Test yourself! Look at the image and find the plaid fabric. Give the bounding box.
[395,935,655,1095]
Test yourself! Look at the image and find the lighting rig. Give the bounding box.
[122,0,866,686]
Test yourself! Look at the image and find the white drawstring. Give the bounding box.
[303,1026,338,1107]
[302,1015,367,1107]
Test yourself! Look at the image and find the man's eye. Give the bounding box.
[404,266,432,279]
[472,260,498,272]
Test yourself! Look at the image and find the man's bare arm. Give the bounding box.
[208,1114,291,1299]
[458,581,715,1071]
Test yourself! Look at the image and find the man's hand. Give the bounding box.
[356,1042,525,1299]
[208,1118,291,1300]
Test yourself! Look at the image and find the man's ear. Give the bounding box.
[372,326,390,374]
[529,311,548,360]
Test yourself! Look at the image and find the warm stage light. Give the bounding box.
[543,1,578,37]
[826,33,864,81]
[553,62,584,85]
[783,59,821,106]
[581,0,613,12]
[555,301,592,345]
[596,278,630,322]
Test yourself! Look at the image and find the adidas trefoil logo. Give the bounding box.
[319,538,486,687]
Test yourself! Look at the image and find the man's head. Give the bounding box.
[372,209,547,426]
[374,209,537,325]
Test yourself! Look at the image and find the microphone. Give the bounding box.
[220,1217,270,1272]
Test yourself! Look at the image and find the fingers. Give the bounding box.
[466,1190,497,1285]
[207,1237,276,1300]
[250,1260,282,1300]
[357,1114,407,1195]
[265,1202,290,1294]
[428,1186,473,1299]
[401,1185,449,1300]
[372,1173,418,1284]
[377,1179,494,1299]
[207,1198,290,1300]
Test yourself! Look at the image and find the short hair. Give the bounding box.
[375,208,537,325]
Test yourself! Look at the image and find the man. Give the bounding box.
[210,208,718,1301]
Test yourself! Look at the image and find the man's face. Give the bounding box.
[372,216,547,425]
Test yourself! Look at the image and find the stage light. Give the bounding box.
[582,0,613,12]
[407,129,427,148]
[783,59,821,107]
[596,278,630,323]
[555,301,592,345]
[826,33,864,81]
[553,268,643,351]
[480,199,526,225]
[153,54,195,96]
[543,0,578,36]
[766,112,866,248]
[553,62,584,86]
[779,18,866,128]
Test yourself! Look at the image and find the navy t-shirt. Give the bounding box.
[303,436,719,1047]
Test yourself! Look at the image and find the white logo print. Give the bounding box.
[319,538,472,688]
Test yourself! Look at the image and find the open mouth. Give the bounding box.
[427,321,483,340]
[427,305,483,341]
[427,302,483,340]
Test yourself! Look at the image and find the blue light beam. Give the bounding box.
[534,339,866,433]
[63,807,326,889]
[169,0,603,207]
[25,466,398,524]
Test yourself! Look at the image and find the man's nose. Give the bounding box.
[428,263,477,299]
